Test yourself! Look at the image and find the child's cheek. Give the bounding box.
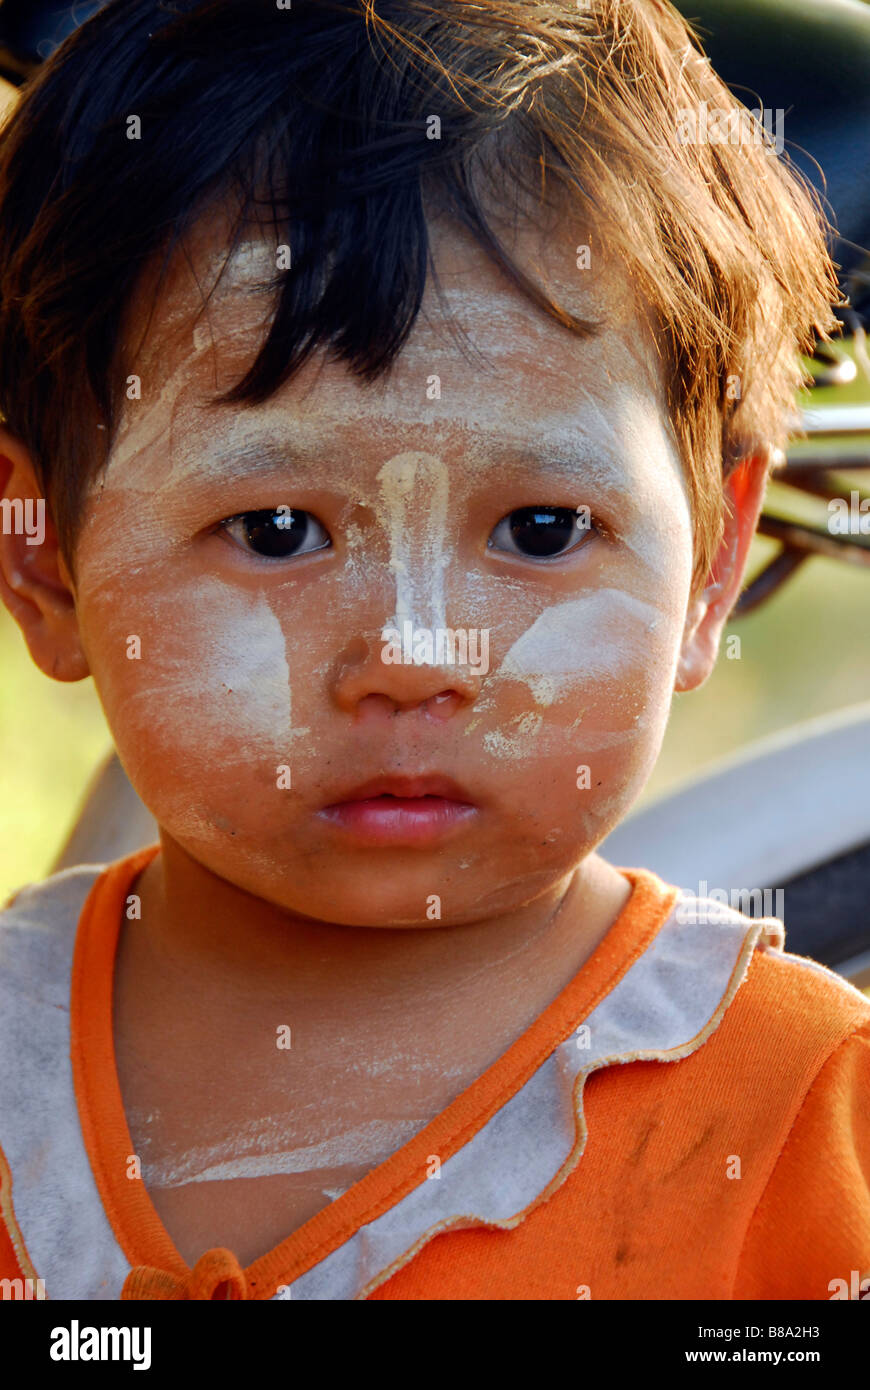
[469,587,679,841]
[75,554,299,852]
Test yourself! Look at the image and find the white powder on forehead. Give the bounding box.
[203,237,275,289]
[496,590,661,694]
[104,239,277,487]
[374,451,450,633]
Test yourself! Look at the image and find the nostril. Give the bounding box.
[423,690,463,721]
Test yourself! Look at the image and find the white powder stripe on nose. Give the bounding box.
[375,453,450,636]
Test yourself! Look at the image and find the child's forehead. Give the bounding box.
[114,206,669,480]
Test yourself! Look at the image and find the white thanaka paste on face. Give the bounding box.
[202,238,273,291]
[116,577,293,751]
[391,243,693,585]
[78,573,298,858]
[102,236,280,498]
[495,590,662,696]
[481,712,544,760]
[192,582,293,745]
[187,238,277,358]
[74,221,692,907]
[374,452,451,636]
[465,589,666,761]
[192,321,212,353]
[527,675,560,707]
[476,708,646,764]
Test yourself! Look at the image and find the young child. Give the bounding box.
[0,0,867,1302]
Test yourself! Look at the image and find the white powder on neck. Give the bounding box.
[143,1117,429,1188]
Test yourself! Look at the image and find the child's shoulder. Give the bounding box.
[738,930,870,1043]
[656,884,870,1129]
[720,937,870,1298]
[668,879,870,1043]
[0,859,106,924]
[0,860,116,1299]
[0,861,107,1007]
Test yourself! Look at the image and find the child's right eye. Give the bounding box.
[218,508,331,560]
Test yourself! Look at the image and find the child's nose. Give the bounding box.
[331,640,481,721]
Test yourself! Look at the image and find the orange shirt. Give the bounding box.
[1,844,869,1300]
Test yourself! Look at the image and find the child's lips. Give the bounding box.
[318,774,478,845]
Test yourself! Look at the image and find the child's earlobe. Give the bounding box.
[674,449,772,693]
[0,432,90,683]
[674,592,714,692]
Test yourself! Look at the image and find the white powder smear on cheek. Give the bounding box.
[468,590,666,761]
[495,589,663,697]
[194,583,293,750]
[526,676,560,707]
[374,452,450,632]
[481,712,544,760]
[87,578,296,826]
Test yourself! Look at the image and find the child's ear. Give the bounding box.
[0,426,90,681]
[674,446,772,692]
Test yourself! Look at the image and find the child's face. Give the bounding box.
[70,210,704,926]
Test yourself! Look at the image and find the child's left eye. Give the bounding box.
[487,506,596,560]
[218,508,331,559]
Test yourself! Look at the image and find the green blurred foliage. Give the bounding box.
[0,606,112,902]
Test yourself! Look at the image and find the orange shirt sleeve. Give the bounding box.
[733,1019,870,1300]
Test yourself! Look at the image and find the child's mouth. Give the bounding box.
[319,775,478,846]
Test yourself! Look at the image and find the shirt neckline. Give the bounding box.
[70,844,678,1298]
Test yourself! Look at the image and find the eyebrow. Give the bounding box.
[175,416,632,494]
[177,433,302,485]
[461,421,632,494]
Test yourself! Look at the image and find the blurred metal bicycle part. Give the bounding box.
[600,703,870,989]
[736,381,870,615]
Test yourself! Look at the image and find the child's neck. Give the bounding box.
[125,834,631,1043]
[109,838,631,1262]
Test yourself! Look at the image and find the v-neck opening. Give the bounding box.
[70,843,678,1298]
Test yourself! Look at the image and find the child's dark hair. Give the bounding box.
[0,0,840,588]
